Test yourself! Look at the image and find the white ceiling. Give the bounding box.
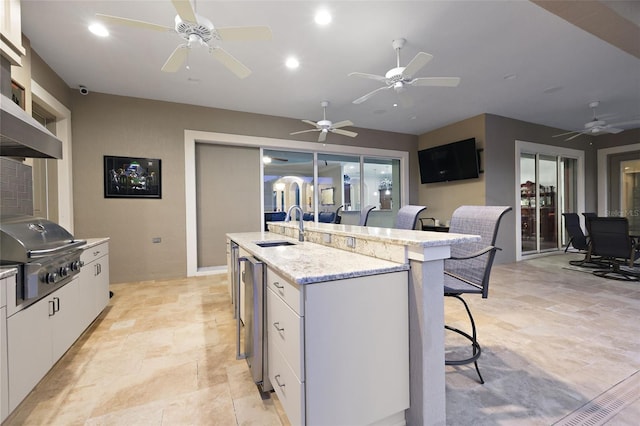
[20,0,640,137]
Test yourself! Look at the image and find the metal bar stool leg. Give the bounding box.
[445,294,484,384]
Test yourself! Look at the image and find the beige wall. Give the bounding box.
[70,91,418,283]
[417,115,486,223]
[196,143,261,267]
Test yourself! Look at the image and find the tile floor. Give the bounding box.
[3,252,639,425]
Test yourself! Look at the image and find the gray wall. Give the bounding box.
[70,92,418,283]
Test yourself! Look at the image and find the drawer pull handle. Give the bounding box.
[273,281,284,289]
[274,374,286,388]
[273,322,285,332]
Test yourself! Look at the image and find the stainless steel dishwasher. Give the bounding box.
[236,255,272,394]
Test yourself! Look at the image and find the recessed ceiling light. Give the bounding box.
[88,22,109,37]
[392,103,399,107]
[285,57,300,69]
[315,10,332,25]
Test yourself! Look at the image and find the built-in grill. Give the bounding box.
[0,215,86,310]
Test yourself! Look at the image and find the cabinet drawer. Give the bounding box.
[267,269,303,315]
[81,242,108,264]
[269,343,304,426]
[267,288,303,381]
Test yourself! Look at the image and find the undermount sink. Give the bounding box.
[255,240,296,248]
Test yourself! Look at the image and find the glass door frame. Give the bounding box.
[515,140,585,261]
[597,143,640,217]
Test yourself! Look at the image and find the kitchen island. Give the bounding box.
[266,221,480,426]
[227,231,410,426]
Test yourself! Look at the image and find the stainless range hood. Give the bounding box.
[0,56,62,159]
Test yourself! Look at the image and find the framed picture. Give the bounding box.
[320,186,335,205]
[104,156,161,198]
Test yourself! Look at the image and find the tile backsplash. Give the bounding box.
[0,157,34,216]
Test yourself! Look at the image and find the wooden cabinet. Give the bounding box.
[267,267,409,425]
[79,242,110,326]
[7,277,81,412]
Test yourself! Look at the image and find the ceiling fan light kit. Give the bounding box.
[553,100,636,140]
[290,101,358,143]
[96,0,271,78]
[349,38,461,105]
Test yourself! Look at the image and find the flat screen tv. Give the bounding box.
[418,138,479,184]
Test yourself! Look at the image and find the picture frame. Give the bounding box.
[104,155,161,198]
[320,186,335,205]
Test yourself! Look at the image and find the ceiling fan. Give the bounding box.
[553,101,639,141]
[348,38,460,105]
[96,0,271,78]
[290,101,358,143]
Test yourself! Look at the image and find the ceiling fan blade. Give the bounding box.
[402,52,433,79]
[565,131,587,141]
[608,119,640,127]
[352,85,393,104]
[348,72,388,83]
[290,129,320,136]
[604,127,624,134]
[210,47,251,79]
[216,26,273,41]
[161,45,189,72]
[301,119,320,128]
[171,0,197,23]
[552,131,578,138]
[318,130,328,143]
[331,120,354,129]
[95,13,173,32]
[331,129,358,138]
[410,77,461,87]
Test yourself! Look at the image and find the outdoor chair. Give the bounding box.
[334,205,344,224]
[589,217,640,281]
[562,212,602,267]
[394,205,427,230]
[444,205,512,384]
[358,205,376,226]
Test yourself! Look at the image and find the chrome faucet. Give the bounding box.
[285,205,305,242]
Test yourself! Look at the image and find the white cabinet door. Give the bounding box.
[1,305,8,423]
[51,277,81,361]
[7,296,52,412]
[80,242,110,325]
[94,254,110,316]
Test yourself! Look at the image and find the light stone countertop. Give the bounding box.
[227,231,409,285]
[0,268,18,280]
[80,237,110,249]
[270,221,480,247]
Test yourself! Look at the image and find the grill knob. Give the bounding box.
[46,272,58,284]
[59,265,70,277]
[71,260,81,271]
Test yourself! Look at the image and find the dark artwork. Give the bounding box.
[104,156,161,198]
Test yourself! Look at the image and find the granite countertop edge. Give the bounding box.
[228,232,409,285]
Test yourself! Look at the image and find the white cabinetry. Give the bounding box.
[79,241,110,326]
[1,274,11,423]
[267,268,409,426]
[7,276,81,412]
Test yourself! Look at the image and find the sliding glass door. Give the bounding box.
[519,150,579,255]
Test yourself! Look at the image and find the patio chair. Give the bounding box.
[334,205,344,224]
[394,205,427,230]
[444,205,512,384]
[358,205,376,226]
[589,217,640,281]
[562,212,602,268]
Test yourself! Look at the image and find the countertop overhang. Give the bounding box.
[227,231,409,285]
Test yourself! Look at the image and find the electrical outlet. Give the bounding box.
[323,233,332,243]
[152,237,161,243]
[346,237,356,248]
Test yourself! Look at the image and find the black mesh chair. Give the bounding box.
[444,205,512,384]
[394,205,427,230]
[589,217,640,281]
[334,205,344,224]
[358,205,376,226]
[562,213,602,267]
[582,212,597,235]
